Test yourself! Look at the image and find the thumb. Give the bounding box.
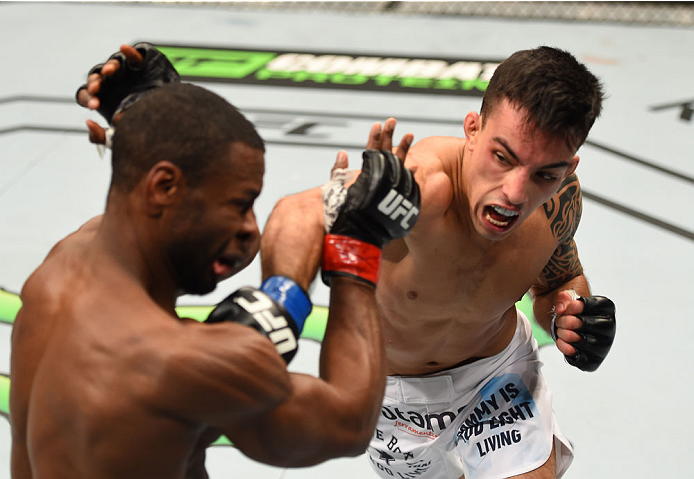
[86,120,107,145]
[554,290,575,316]
[121,44,144,67]
[331,150,348,174]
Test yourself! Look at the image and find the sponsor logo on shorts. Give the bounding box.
[394,420,437,440]
[381,405,466,436]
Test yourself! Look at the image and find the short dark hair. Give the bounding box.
[110,82,264,192]
[480,46,604,151]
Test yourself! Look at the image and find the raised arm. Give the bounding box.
[228,275,384,466]
[76,43,178,143]
[226,148,420,466]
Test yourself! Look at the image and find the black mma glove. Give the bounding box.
[76,42,180,124]
[205,277,312,364]
[552,295,616,372]
[321,150,421,287]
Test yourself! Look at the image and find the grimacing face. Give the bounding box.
[462,99,579,241]
[169,142,265,295]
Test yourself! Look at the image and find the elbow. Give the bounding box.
[280,189,324,219]
[339,431,373,458]
[291,428,372,467]
[289,412,377,467]
[276,188,322,211]
[330,408,380,458]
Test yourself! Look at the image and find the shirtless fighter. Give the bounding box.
[270,46,617,479]
[73,44,617,479]
[11,79,420,476]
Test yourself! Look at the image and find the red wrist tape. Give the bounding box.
[322,234,382,286]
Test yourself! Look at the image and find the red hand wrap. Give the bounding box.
[322,234,382,286]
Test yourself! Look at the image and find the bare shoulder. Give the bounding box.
[406,136,461,219]
[407,136,464,166]
[540,173,582,243]
[19,240,82,309]
[39,216,101,264]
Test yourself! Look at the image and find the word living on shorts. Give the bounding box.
[378,189,419,230]
[455,381,536,458]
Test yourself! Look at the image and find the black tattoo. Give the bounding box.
[540,174,584,290]
[542,174,582,243]
[541,237,584,290]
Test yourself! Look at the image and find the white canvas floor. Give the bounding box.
[0,3,692,478]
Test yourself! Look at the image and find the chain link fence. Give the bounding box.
[137,2,694,27]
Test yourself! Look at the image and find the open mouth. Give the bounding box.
[212,256,242,278]
[484,205,519,230]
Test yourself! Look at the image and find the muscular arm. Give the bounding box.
[530,174,590,333]
[230,275,385,467]
[224,186,386,466]
[260,186,325,290]
[143,321,293,424]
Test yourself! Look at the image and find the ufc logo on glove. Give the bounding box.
[234,291,297,355]
[378,189,419,230]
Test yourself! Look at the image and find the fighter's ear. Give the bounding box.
[565,155,580,178]
[145,161,184,217]
[463,111,482,149]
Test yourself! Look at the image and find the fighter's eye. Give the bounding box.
[495,153,508,164]
[230,199,253,214]
[537,171,558,181]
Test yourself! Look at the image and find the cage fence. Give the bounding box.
[129,2,694,27]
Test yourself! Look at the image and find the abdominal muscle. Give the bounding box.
[375,254,520,377]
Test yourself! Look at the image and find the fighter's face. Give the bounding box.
[169,142,264,295]
[462,100,579,241]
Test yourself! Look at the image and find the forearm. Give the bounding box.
[231,277,386,467]
[260,188,324,291]
[240,150,414,465]
[319,276,386,431]
[531,274,590,334]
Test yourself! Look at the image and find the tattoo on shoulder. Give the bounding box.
[540,237,584,290]
[542,174,582,243]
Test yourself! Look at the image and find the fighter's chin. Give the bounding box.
[179,276,218,297]
[476,210,521,240]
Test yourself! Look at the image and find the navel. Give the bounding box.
[406,290,418,300]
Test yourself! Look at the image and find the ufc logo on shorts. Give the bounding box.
[378,189,419,229]
[234,291,297,355]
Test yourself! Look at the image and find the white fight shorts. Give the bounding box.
[367,310,573,479]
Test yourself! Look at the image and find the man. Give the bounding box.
[267,46,617,479]
[11,79,420,477]
[75,44,617,479]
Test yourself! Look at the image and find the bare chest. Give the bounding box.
[376,216,557,373]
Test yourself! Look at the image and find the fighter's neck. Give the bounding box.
[442,140,499,253]
[96,209,179,316]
